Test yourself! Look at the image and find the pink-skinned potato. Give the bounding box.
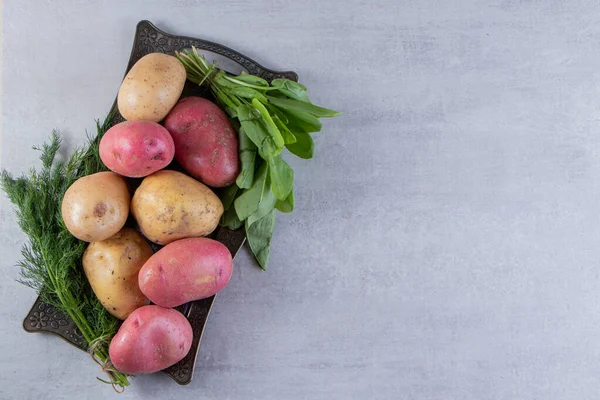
[164,97,239,187]
[109,305,193,375]
[138,237,233,307]
[99,120,175,178]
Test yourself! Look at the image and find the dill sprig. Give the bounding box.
[1,113,131,389]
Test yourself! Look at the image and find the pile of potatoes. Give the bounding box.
[60,53,240,375]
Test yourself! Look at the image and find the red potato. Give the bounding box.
[138,237,233,307]
[99,120,175,178]
[164,97,239,187]
[109,305,193,375]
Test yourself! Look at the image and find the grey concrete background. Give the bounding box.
[2,0,599,399]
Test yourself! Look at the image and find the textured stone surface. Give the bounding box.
[3,1,600,399]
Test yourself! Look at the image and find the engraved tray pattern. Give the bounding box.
[22,20,298,386]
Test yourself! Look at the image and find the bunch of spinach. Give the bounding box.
[177,47,340,269]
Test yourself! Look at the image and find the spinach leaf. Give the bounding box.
[234,162,268,221]
[238,104,281,159]
[268,155,294,200]
[271,78,311,103]
[229,86,267,103]
[286,132,314,159]
[214,74,238,89]
[281,108,322,133]
[219,184,238,211]
[267,95,341,118]
[273,115,297,144]
[236,128,257,189]
[221,205,243,230]
[275,186,294,213]
[252,99,284,155]
[247,176,278,227]
[246,210,276,270]
[233,72,269,87]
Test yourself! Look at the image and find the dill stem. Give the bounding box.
[36,238,130,387]
[30,170,130,388]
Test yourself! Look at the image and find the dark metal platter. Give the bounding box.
[22,20,298,386]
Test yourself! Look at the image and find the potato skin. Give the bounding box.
[82,228,152,320]
[61,171,130,242]
[99,120,175,178]
[109,305,193,374]
[139,238,233,307]
[164,97,239,187]
[117,53,186,122]
[131,170,224,245]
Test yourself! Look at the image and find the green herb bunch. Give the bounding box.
[1,115,131,390]
[176,47,340,269]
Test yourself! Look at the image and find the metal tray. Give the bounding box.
[22,20,298,386]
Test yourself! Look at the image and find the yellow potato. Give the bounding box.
[131,170,224,245]
[83,228,152,320]
[61,171,129,242]
[117,53,186,122]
